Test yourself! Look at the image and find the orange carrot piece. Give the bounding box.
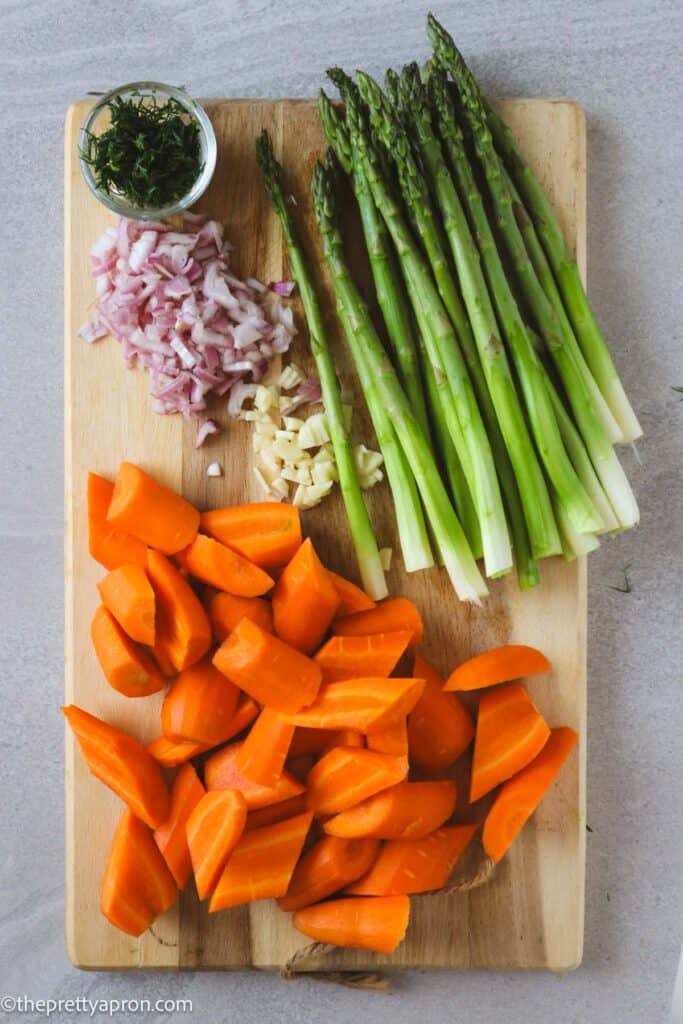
[63,705,169,828]
[322,730,364,753]
[288,728,364,759]
[323,780,457,840]
[97,563,156,645]
[272,538,340,654]
[150,635,175,677]
[209,812,313,911]
[444,644,551,692]
[186,790,248,900]
[367,718,408,756]
[235,708,296,788]
[222,694,260,739]
[146,550,212,671]
[314,631,412,684]
[332,597,423,648]
[153,763,205,889]
[213,617,321,713]
[280,677,425,735]
[148,735,204,767]
[346,825,478,896]
[200,503,302,569]
[161,657,240,746]
[88,472,147,571]
[293,895,410,953]
[245,793,310,831]
[278,836,380,912]
[101,809,177,937]
[328,571,376,618]
[470,683,551,802]
[90,605,165,698]
[107,462,199,554]
[307,747,408,815]
[204,741,305,809]
[178,534,274,597]
[407,653,474,773]
[208,592,273,643]
[483,726,578,863]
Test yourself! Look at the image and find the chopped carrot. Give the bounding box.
[293,895,410,953]
[88,472,147,571]
[208,592,273,643]
[148,735,205,768]
[332,597,423,648]
[444,644,551,692]
[323,780,457,840]
[107,462,199,554]
[209,812,313,912]
[222,694,260,740]
[161,657,240,746]
[280,677,425,735]
[314,631,412,684]
[186,790,248,900]
[177,534,274,597]
[408,653,474,773]
[213,617,321,713]
[307,747,408,815]
[272,538,340,654]
[63,705,169,828]
[288,727,336,759]
[278,836,380,912]
[367,718,408,756]
[483,726,578,862]
[153,763,205,889]
[150,635,175,677]
[328,570,376,618]
[200,503,301,569]
[245,793,310,831]
[236,708,296,788]
[322,730,364,753]
[470,683,551,802]
[97,563,156,645]
[90,605,165,698]
[100,809,177,937]
[346,825,478,896]
[146,550,212,671]
[204,741,305,809]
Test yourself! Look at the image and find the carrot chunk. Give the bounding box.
[278,836,380,911]
[107,462,199,554]
[186,790,248,900]
[97,563,156,645]
[323,780,457,840]
[146,550,212,671]
[209,812,313,911]
[204,741,305,809]
[346,825,478,896]
[367,718,408,756]
[147,735,205,768]
[445,644,551,691]
[213,617,321,713]
[470,683,551,802]
[314,631,412,684]
[153,763,205,889]
[332,597,423,647]
[245,793,310,831]
[161,657,240,746]
[483,726,578,862]
[236,708,296,788]
[280,677,425,735]
[178,534,273,597]
[90,605,165,698]
[200,502,301,569]
[272,538,340,654]
[328,571,376,618]
[63,705,169,828]
[407,653,474,773]
[88,472,147,571]
[307,747,408,815]
[101,809,177,937]
[208,592,273,643]
[293,895,410,953]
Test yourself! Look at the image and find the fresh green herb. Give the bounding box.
[610,563,633,594]
[672,386,683,401]
[82,92,202,207]
[586,824,594,833]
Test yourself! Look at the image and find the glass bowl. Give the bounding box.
[78,81,217,221]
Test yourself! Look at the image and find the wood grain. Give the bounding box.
[64,97,586,972]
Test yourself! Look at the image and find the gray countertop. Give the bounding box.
[1,0,681,1021]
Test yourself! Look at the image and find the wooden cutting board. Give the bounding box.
[64,96,587,973]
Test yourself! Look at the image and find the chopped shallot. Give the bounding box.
[195,418,221,449]
[206,461,222,477]
[268,279,296,297]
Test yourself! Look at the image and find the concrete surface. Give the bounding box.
[1,0,681,1021]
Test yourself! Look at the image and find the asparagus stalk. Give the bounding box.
[427,13,642,444]
[427,67,603,539]
[311,151,487,603]
[318,87,482,557]
[255,131,387,599]
[347,70,513,579]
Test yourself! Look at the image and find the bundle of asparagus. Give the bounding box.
[257,14,640,602]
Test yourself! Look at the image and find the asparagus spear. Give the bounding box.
[255,131,387,599]
[319,87,481,557]
[427,12,642,444]
[311,151,487,603]
[427,66,603,538]
[345,69,513,579]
